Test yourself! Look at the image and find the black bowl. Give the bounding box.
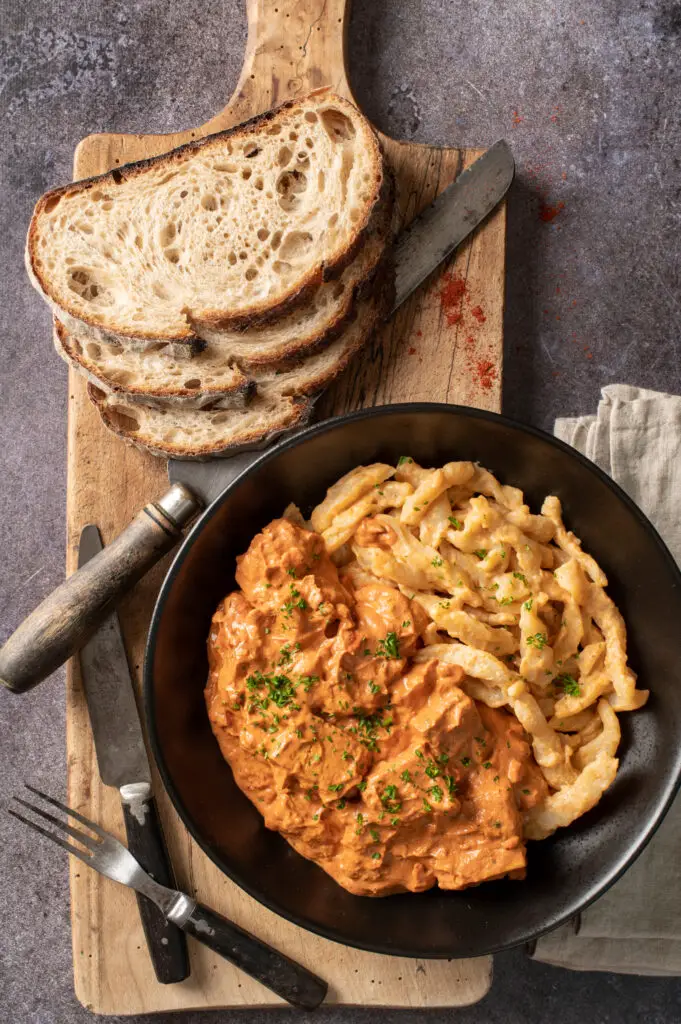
[145,403,681,958]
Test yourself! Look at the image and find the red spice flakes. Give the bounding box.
[465,335,476,345]
[511,110,523,127]
[475,360,497,391]
[408,346,417,355]
[470,305,486,324]
[539,200,565,223]
[439,272,467,325]
[415,330,423,337]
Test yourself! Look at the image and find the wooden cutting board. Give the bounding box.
[65,0,504,1013]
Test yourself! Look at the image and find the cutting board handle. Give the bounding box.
[212,0,353,128]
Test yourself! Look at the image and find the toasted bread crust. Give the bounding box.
[27,91,385,342]
[89,384,314,460]
[53,319,255,410]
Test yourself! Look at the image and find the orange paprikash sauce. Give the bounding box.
[206,518,547,895]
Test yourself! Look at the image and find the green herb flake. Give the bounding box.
[428,785,444,803]
[371,852,381,860]
[375,632,400,659]
[555,673,581,697]
[461,757,471,767]
[369,828,380,842]
[397,456,413,466]
[474,549,488,560]
[431,556,444,568]
[524,598,533,611]
[513,572,527,583]
[448,516,463,530]
[400,769,412,783]
[368,681,381,695]
[483,761,492,770]
[526,632,549,650]
[422,799,433,813]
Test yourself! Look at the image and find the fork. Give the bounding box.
[8,786,327,1010]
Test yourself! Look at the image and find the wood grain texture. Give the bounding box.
[65,0,502,1013]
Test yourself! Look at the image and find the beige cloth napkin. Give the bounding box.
[531,384,681,975]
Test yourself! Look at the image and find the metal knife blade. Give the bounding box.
[77,525,151,788]
[392,139,514,312]
[168,140,515,508]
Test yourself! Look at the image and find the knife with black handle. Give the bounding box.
[76,525,189,984]
[0,141,515,695]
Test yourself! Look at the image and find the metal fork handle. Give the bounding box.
[166,895,327,1009]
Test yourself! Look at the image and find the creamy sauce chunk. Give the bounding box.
[206,518,547,896]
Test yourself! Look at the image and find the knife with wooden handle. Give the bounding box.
[0,141,514,694]
[76,525,189,984]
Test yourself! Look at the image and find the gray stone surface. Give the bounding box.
[1,0,680,1021]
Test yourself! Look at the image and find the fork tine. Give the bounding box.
[7,808,93,869]
[13,797,102,852]
[24,784,110,840]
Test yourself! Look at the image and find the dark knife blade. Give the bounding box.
[392,139,514,312]
[78,525,189,984]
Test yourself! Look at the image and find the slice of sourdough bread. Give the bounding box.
[27,90,384,349]
[90,384,313,460]
[53,319,254,411]
[88,280,390,457]
[196,175,394,365]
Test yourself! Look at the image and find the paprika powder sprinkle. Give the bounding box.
[539,200,565,223]
[439,272,467,325]
[470,305,486,324]
[475,360,497,391]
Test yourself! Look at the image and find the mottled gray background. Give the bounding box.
[1,0,680,1021]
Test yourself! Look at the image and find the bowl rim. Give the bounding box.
[144,401,681,958]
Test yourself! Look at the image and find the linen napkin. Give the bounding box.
[531,384,681,976]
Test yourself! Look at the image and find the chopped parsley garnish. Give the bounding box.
[397,456,413,466]
[400,769,412,783]
[375,632,400,659]
[493,775,500,783]
[555,673,581,696]
[300,675,319,692]
[513,572,527,583]
[431,556,444,568]
[363,648,371,656]
[448,516,463,530]
[341,750,351,761]
[444,775,458,796]
[424,760,440,779]
[526,632,548,650]
[368,681,381,695]
[422,799,433,813]
[493,820,501,828]
[337,799,346,809]
[282,583,307,617]
[369,828,380,842]
[278,644,292,666]
[474,549,488,560]
[428,785,443,802]
[498,597,514,606]
[295,728,303,738]
[524,598,533,611]
[482,761,492,770]
[246,670,300,710]
[402,620,411,629]
[328,783,344,792]
[522,788,530,795]
[381,784,402,812]
[436,752,449,765]
[371,852,381,860]
[415,748,424,760]
[287,567,298,578]
[461,757,471,767]
[357,780,367,792]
